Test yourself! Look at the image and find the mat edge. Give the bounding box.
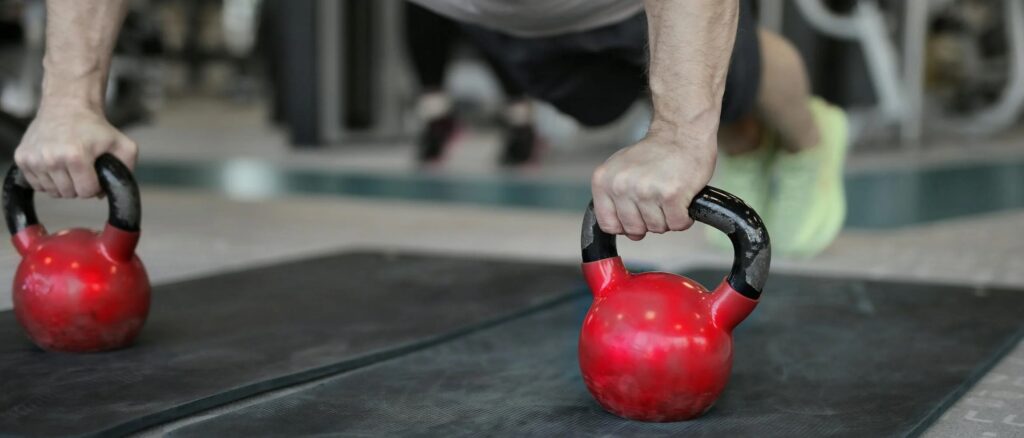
[904,324,1024,438]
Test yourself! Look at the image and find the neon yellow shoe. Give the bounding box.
[767,97,849,257]
[706,135,776,250]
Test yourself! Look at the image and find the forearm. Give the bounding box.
[643,0,738,148]
[40,0,130,112]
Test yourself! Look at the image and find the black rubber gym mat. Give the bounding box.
[170,270,1024,438]
[0,251,585,437]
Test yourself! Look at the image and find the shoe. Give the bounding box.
[767,97,849,257]
[500,124,541,166]
[417,113,458,164]
[705,134,776,250]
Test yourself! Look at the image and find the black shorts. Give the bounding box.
[459,0,760,127]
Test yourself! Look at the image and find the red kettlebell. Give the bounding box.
[4,154,149,352]
[578,186,770,421]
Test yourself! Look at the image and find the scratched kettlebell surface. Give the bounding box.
[0,251,585,438]
[167,270,1024,438]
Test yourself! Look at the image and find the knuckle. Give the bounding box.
[590,166,608,187]
[45,145,87,168]
[637,183,661,200]
[597,211,619,227]
[16,151,38,168]
[610,174,633,197]
[25,154,43,167]
[122,139,139,157]
[64,150,89,166]
[657,185,682,202]
[41,153,61,169]
[52,151,75,166]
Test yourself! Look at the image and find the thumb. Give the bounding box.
[107,135,139,171]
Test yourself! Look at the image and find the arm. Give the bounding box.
[15,0,135,198]
[591,0,738,240]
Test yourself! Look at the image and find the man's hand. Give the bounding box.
[16,0,134,198]
[592,0,738,240]
[591,134,716,241]
[15,104,137,198]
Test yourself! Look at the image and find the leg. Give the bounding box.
[718,28,819,154]
[473,45,541,165]
[715,0,765,155]
[717,28,848,258]
[754,29,820,152]
[403,2,460,163]
[404,2,458,93]
[458,18,647,165]
[712,1,848,258]
[458,15,648,129]
[706,0,773,226]
[481,51,533,126]
[473,44,532,126]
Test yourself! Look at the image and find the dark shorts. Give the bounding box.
[459,0,760,127]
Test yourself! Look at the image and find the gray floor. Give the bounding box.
[3,97,1023,437]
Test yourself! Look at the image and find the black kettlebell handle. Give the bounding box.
[3,154,141,234]
[581,186,771,299]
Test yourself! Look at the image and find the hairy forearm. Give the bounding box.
[643,0,738,148]
[40,0,130,111]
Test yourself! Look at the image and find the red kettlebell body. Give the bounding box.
[578,186,770,422]
[5,154,147,353]
[12,224,149,352]
[579,257,756,421]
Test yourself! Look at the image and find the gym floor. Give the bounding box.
[2,97,1024,437]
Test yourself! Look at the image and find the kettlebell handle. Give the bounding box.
[581,186,771,299]
[3,154,141,235]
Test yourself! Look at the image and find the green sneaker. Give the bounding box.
[706,135,775,250]
[767,97,849,257]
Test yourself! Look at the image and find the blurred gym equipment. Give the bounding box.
[772,0,1024,145]
[261,0,409,146]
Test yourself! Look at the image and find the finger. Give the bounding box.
[49,168,77,198]
[592,192,623,235]
[66,153,102,198]
[663,191,695,231]
[637,201,668,234]
[591,165,623,235]
[34,171,59,197]
[13,150,40,190]
[613,198,646,241]
[20,168,44,193]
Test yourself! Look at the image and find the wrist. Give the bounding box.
[37,98,105,118]
[39,60,108,112]
[38,83,105,115]
[645,111,720,151]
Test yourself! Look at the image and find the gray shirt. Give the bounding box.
[408,0,644,37]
